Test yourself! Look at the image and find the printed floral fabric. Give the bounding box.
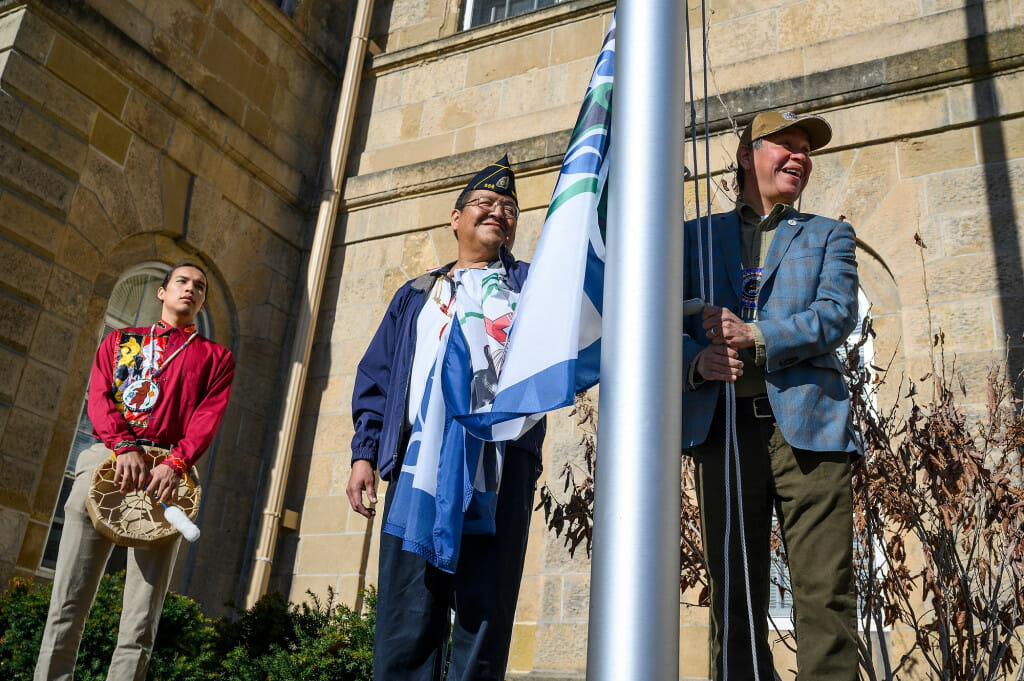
[111,323,196,427]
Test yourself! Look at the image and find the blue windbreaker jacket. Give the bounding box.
[351,250,546,480]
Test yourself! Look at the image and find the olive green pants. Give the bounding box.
[691,399,858,681]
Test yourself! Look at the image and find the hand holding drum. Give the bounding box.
[86,446,202,547]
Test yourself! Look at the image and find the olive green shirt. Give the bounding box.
[690,202,794,396]
[733,201,793,396]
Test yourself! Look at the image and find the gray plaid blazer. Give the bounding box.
[682,208,860,453]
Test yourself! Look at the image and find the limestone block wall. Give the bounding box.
[282,0,1024,678]
[0,0,346,614]
[276,142,568,600]
[349,0,614,176]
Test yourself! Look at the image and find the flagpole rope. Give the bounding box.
[683,5,706,303]
[726,381,762,680]
[700,0,714,306]
[722,381,733,681]
[689,0,762,678]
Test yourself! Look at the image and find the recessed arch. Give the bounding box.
[38,238,238,574]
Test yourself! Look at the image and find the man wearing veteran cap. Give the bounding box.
[682,111,860,680]
[347,155,546,680]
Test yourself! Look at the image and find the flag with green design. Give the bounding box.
[456,13,614,441]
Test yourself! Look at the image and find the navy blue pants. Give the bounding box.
[374,448,541,681]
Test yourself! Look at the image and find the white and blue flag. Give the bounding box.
[382,17,614,571]
[383,268,516,571]
[456,15,614,441]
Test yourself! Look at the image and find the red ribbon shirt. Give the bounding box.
[88,320,235,470]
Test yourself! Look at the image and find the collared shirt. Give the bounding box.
[733,201,793,396]
[689,202,794,395]
[738,201,791,287]
[88,319,235,470]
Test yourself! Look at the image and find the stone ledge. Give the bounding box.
[343,21,1024,210]
[341,129,571,209]
[235,0,339,76]
[367,0,613,76]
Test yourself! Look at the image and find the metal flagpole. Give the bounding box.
[586,0,686,679]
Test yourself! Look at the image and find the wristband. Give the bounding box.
[113,440,140,455]
[161,455,188,475]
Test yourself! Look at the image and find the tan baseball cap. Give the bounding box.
[739,110,832,151]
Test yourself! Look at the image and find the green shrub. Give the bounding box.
[0,576,50,679]
[0,572,219,681]
[214,587,375,681]
[147,587,218,680]
[0,574,375,681]
[212,590,301,659]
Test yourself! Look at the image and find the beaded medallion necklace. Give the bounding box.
[121,323,198,413]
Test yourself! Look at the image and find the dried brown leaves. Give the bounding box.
[848,317,1024,680]
[538,315,1024,679]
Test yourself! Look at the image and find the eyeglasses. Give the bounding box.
[462,196,520,220]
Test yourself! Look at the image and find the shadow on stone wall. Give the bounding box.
[965,3,1024,380]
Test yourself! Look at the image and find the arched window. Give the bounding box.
[38,262,211,573]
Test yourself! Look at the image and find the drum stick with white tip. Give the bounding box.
[146,486,201,542]
[161,502,201,542]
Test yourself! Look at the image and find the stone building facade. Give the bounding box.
[1,0,1022,679]
[0,0,350,610]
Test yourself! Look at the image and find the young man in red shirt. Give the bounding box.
[35,262,235,681]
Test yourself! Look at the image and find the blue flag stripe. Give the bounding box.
[450,13,615,440]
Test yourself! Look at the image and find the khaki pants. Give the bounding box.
[34,443,181,681]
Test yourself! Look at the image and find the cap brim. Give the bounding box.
[740,113,834,152]
[786,116,832,152]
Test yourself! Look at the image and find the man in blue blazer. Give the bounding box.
[683,110,860,681]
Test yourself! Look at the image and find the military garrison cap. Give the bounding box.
[460,154,518,202]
